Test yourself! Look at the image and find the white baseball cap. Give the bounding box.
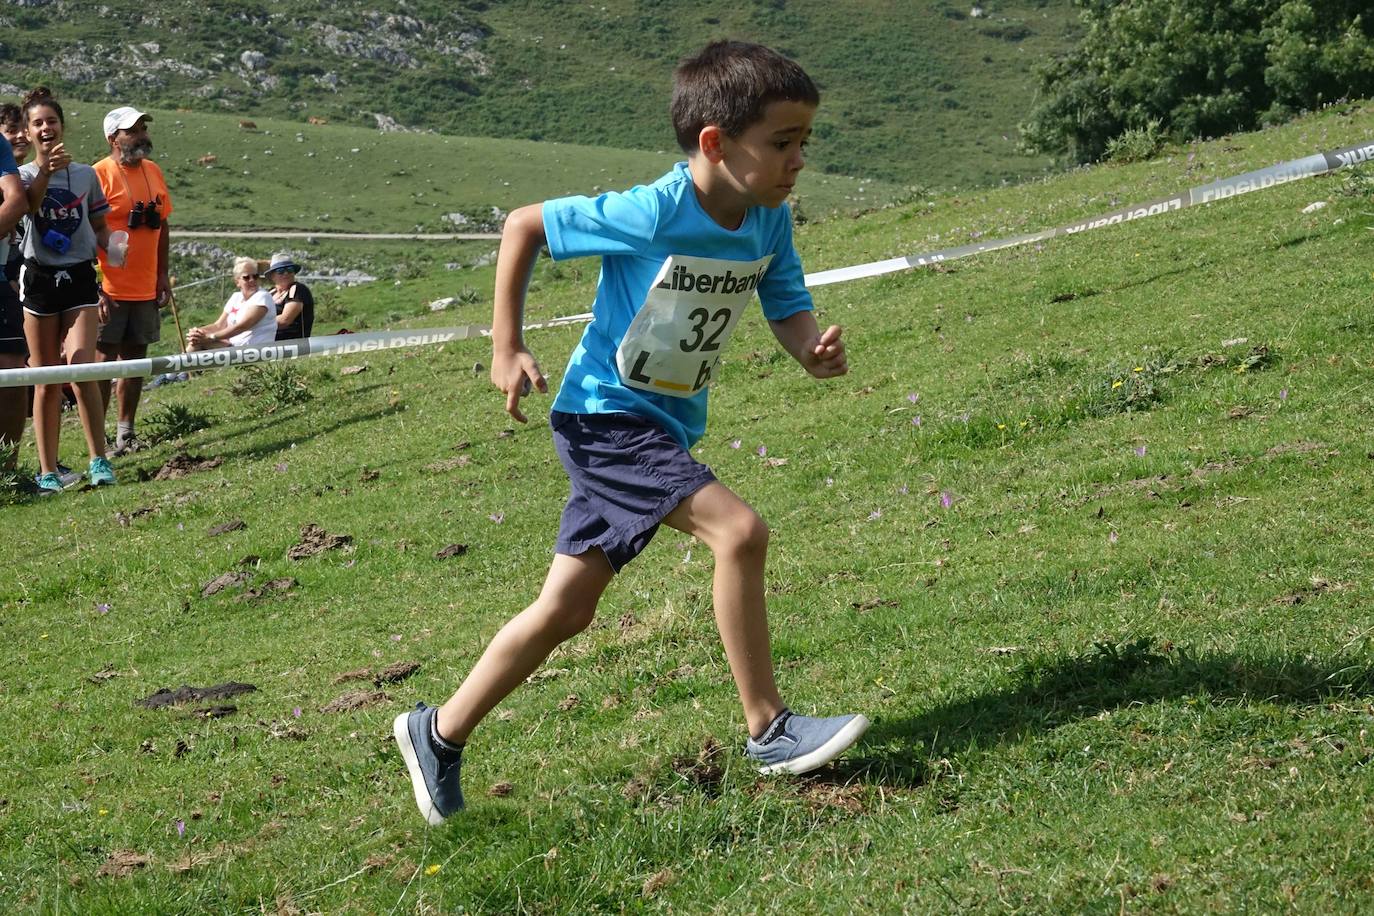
[103,106,150,138]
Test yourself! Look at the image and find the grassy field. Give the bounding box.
[4,103,1374,911]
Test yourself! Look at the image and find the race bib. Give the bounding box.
[616,253,772,398]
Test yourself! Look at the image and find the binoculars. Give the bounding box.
[128,198,162,230]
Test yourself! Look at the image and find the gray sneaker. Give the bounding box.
[112,434,145,457]
[393,702,464,825]
[745,710,870,775]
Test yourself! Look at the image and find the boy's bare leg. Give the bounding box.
[435,550,614,744]
[664,480,785,738]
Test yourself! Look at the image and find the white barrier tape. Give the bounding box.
[15,140,1369,387]
[0,327,485,388]
[172,231,502,241]
[804,139,1374,287]
[171,272,376,293]
[0,312,596,388]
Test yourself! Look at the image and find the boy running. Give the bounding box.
[396,40,868,824]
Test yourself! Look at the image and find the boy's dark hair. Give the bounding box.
[671,41,819,153]
[21,86,63,125]
[0,103,20,130]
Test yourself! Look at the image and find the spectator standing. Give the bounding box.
[185,257,275,350]
[93,105,172,456]
[0,103,30,294]
[18,88,116,492]
[266,252,314,340]
[0,133,29,472]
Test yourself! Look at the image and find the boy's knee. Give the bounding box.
[716,507,769,559]
[537,598,597,638]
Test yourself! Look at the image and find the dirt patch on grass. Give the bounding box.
[288,523,352,560]
[153,454,223,480]
[139,682,257,709]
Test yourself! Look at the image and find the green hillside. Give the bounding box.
[4,0,1079,189]
[50,102,895,232]
[5,101,1374,910]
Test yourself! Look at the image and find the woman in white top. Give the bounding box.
[186,256,276,349]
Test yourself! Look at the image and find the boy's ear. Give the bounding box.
[698,125,726,164]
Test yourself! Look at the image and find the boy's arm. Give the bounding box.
[0,174,24,236]
[490,203,550,423]
[768,309,848,379]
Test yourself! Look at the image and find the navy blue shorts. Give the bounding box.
[550,410,716,572]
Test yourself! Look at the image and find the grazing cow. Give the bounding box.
[197,154,217,166]
[238,119,257,130]
[307,116,328,125]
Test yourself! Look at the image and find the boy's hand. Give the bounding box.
[492,347,547,423]
[801,324,848,378]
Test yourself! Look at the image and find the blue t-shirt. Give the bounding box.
[0,136,17,282]
[545,162,812,448]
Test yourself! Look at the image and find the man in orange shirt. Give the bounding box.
[94,105,172,455]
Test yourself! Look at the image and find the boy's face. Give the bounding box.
[1,120,30,162]
[717,99,815,209]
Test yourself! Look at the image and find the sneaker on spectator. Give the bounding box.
[88,456,117,487]
[112,434,145,457]
[393,702,465,825]
[744,709,870,775]
[35,471,65,495]
[34,463,82,489]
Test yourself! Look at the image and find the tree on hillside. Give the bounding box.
[1020,0,1374,162]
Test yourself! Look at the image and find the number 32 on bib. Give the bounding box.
[616,253,772,398]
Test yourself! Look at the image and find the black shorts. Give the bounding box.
[550,410,716,572]
[0,280,25,355]
[20,259,100,317]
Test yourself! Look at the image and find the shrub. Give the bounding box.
[143,403,215,443]
[229,362,314,413]
[1105,120,1166,163]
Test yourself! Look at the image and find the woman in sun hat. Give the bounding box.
[266,251,314,341]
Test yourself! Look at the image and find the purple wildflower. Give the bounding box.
[912,415,922,427]
[1280,388,1288,401]
[907,392,919,404]
[1109,531,1119,544]
[176,819,186,838]
[868,509,882,521]
[292,707,302,718]
[730,439,742,449]
[940,491,953,509]
[757,445,767,457]
[1134,445,1147,458]
[96,603,111,615]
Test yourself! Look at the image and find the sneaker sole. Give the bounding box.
[392,711,447,826]
[757,714,872,776]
